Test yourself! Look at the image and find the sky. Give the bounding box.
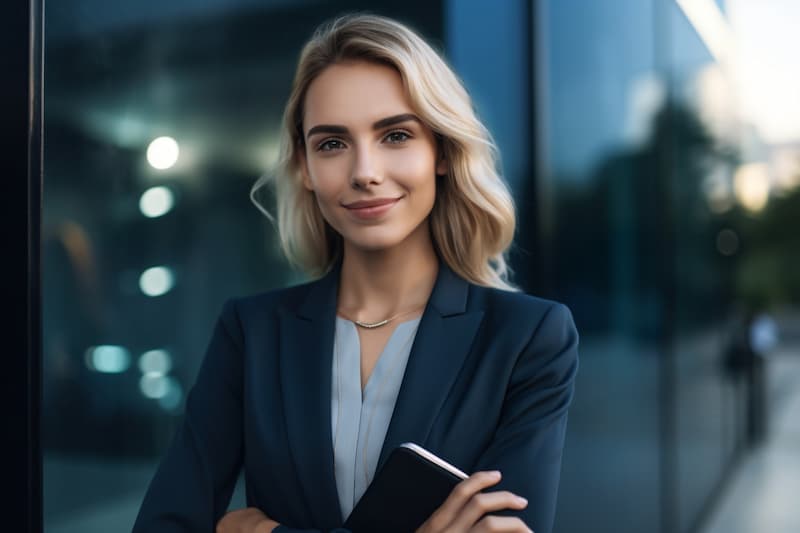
[726,0,800,145]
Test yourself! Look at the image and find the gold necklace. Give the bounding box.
[337,305,425,329]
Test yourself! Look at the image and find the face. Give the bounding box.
[299,61,447,252]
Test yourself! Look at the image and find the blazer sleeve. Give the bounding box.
[132,300,245,532]
[472,302,579,533]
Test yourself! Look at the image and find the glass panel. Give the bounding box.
[665,3,735,531]
[537,0,800,531]
[533,1,663,532]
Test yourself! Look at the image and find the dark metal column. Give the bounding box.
[0,0,43,530]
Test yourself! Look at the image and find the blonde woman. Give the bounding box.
[134,13,578,533]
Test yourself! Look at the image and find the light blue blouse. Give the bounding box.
[330,316,422,521]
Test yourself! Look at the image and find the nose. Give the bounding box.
[350,144,383,189]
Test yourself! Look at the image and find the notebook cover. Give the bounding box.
[343,443,466,533]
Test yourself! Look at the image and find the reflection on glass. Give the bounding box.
[85,345,131,374]
[138,266,175,297]
[138,349,172,376]
[139,186,175,218]
[146,136,180,170]
[537,1,800,532]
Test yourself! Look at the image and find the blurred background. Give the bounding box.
[42,0,799,532]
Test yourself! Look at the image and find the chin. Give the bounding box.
[348,236,406,252]
[342,227,411,252]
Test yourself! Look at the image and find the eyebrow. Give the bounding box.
[305,113,421,140]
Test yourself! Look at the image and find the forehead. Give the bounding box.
[303,61,414,128]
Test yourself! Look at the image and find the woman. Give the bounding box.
[133,13,578,533]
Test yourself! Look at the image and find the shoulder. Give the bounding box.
[470,284,576,334]
[471,286,579,392]
[469,284,578,370]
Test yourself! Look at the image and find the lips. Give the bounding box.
[343,197,402,209]
[342,196,402,220]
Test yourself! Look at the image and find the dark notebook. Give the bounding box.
[343,442,468,533]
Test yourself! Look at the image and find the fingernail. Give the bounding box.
[516,496,528,505]
[490,470,502,479]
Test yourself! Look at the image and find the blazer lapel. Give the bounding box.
[278,262,342,527]
[376,262,485,471]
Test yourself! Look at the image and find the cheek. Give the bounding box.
[306,159,347,196]
[391,150,437,192]
[412,174,438,213]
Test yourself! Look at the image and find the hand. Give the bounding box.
[216,507,280,533]
[415,471,532,533]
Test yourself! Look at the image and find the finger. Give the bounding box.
[472,515,533,533]
[425,471,503,530]
[450,491,528,531]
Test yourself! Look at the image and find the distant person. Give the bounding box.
[133,13,578,533]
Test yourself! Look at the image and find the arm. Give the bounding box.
[416,302,578,533]
[471,303,579,533]
[132,300,245,532]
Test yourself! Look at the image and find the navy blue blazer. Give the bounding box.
[132,260,579,533]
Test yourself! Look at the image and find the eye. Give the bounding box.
[317,139,346,152]
[384,130,412,144]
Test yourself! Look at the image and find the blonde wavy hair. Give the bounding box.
[250,13,518,291]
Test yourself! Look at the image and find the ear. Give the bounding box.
[435,153,448,177]
[434,136,447,176]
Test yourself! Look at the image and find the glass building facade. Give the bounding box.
[40,1,800,532]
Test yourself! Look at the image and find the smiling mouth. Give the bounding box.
[343,197,403,209]
[343,197,402,219]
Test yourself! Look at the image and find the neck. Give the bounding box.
[337,224,439,321]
